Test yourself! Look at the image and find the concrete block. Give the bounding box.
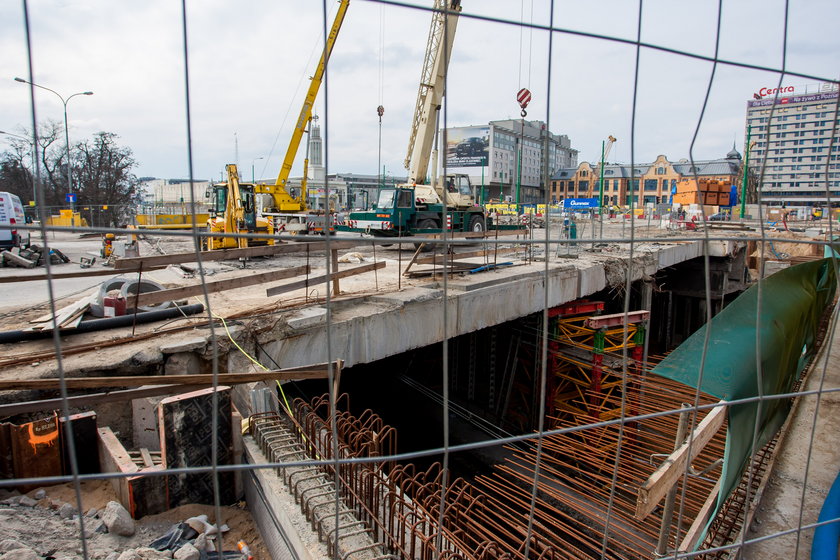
[287,307,327,330]
[164,352,204,376]
[159,337,207,354]
[132,398,162,451]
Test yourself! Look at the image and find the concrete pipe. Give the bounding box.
[89,276,131,318]
[120,278,172,313]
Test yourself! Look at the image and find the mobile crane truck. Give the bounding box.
[205,0,349,248]
[338,0,498,245]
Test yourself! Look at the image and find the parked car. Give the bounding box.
[708,212,728,221]
[0,191,30,250]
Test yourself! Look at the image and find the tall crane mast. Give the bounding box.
[256,0,350,212]
[404,0,462,186]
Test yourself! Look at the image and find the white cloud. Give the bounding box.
[2,0,838,181]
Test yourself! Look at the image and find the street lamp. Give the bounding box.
[0,130,37,206]
[14,77,92,224]
[251,156,264,183]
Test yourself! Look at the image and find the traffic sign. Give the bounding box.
[65,193,76,203]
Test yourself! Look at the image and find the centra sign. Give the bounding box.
[756,86,795,98]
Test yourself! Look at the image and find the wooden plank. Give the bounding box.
[413,246,519,266]
[331,249,340,296]
[97,426,137,510]
[31,289,99,324]
[139,447,155,468]
[420,229,528,240]
[0,385,203,420]
[635,402,727,519]
[113,240,361,270]
[265,261,386,297]
[0,364,340,391]
[0,267,165,284]
[130,265,309,307]
[678,478,721,553]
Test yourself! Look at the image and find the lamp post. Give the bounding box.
[15,78,93,225]
[0,130,37,207]
[251,156,264,184]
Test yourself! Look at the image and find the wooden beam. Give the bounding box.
[139,448,155,468]
[265,261,386,297]
[0,384,205,417]
[412,246,519,266]
[0,267,166,284]
[635,402,727,519]
[113,240,361,270]
[420,229,528,240]
[0,364,341,391]
[678,478,721,553]
[131,265,309,307]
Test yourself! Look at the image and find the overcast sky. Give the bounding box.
[1,0,838,182]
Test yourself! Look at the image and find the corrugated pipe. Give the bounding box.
[0,303,205,344]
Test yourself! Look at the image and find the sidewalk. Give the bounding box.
[743,312,840,558]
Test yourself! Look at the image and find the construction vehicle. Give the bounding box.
[339,0,494,243]
[258,0,349,235]
[205,164,275,250]
[205,0,349,246]
[588,135,616,199]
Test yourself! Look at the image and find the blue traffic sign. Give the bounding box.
[65,193,77,203]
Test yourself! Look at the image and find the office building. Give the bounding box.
[745,82,840,206]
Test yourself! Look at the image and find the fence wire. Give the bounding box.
[2,0,840,559]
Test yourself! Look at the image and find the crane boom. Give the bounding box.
[404,0,462,185]
[275,0,349,191]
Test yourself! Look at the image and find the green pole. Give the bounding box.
[481,164,485,204]
[515,139,522,206]
[598,140,606,214]
[740,125,750,219]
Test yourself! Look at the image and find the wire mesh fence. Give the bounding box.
[1,0,839,559]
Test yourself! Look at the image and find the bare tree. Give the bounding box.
[1,124,140,225]
[74,132,140,227]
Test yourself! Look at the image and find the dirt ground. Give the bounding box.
[0,480,268,559]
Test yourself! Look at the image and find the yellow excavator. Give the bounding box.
[205,164,274,250]
[204,0,349,247]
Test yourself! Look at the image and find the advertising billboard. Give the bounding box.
[445,126,489,168]
[562,198,599,209]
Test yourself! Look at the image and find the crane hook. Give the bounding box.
[517,88,532,119]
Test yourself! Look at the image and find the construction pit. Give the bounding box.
[0,216,835,560]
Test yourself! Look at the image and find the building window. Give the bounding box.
[656,167,665,175]
[644,179,658,191]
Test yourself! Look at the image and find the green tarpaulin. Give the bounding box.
[651,258,836,547]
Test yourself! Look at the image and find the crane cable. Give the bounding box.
[260,2,342,181]
[518,0,534,90]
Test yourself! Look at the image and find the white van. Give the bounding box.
[0,192,30,250]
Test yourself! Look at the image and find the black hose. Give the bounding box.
[0,303,205,344]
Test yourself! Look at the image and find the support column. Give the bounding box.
[590,329,605,418]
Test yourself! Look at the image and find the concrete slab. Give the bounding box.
[286,307,327,330]
[159,336,207,354]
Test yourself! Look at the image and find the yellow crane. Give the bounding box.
[205,0,350,247]
[588,135,616,200]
